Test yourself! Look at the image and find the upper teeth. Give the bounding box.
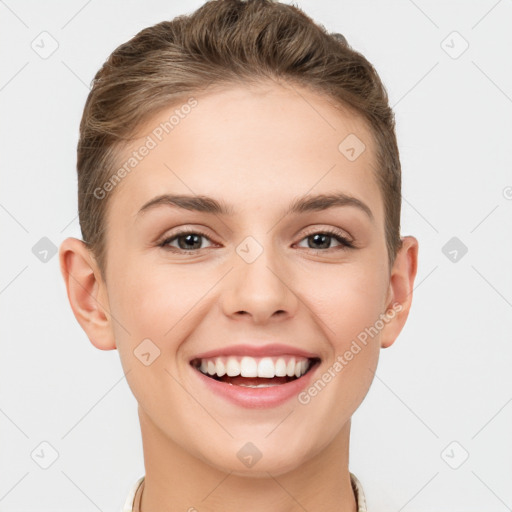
[196,356,311,379]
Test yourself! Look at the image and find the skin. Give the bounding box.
[59,80,418,512]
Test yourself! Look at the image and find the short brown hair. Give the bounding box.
[77,0,402,280]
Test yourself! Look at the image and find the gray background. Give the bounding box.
[1,0,511,510]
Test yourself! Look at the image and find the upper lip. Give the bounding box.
[190,343,320,361]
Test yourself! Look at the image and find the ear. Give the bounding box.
[380,236,419,349]
[59,237,116,351]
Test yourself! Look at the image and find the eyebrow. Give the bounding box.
[136,192,374,221]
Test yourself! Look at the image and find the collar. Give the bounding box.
[122,472,368,511]
[350,472,368,512]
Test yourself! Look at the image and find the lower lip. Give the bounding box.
[191,361,320,409]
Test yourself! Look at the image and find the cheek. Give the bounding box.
[108,262,212,359]
[297,262,385,407]
[106,266,196,412]
[304,262,389,346]
[112,258,181,323]
[297,269,384,433]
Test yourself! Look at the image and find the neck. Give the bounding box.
[136,407,357,512]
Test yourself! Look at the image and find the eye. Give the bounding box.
[296,228,354,251]
[158,227,354,253]
[159,230,215,252]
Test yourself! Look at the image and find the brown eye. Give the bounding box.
[160,231,214,252]
[296,229,354,251]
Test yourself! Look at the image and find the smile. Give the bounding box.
[191,355,317,385]
[190,353,321,407]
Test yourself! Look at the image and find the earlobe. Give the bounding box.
[380,236,419,349]
[59,237,116,351]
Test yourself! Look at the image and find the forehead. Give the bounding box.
[107,81,383,223]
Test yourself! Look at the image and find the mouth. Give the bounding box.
[190,355,321,388]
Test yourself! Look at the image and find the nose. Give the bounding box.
[220,241,299,325]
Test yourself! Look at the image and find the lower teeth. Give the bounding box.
[237,383,281,388]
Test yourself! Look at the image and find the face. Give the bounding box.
[95,82,396,476]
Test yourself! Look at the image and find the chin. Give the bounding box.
[200,444,310,478]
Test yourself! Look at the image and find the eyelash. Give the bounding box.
[158,227,354,254]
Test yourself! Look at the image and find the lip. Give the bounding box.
[190,356,321,409]
[190,343,320,361]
